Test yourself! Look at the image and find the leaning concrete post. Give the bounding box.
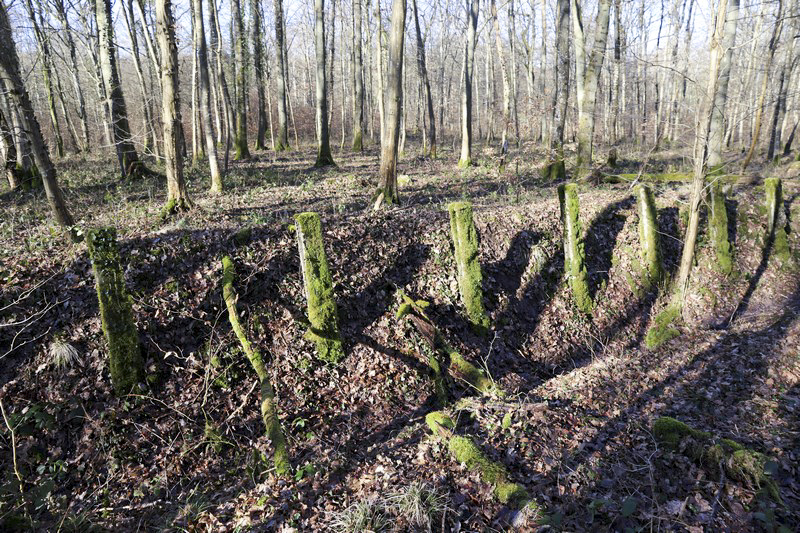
[709,181,733,275]
[294,212,344,363]
[447,202,490,335]
[635,184,664,284]
[558,184,592,313]
[87,228,144,394]
[765,178,791,262]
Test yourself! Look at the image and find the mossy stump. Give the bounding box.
[221,256,290,476]
[709,181,733,275]
[447,202,490,335]
[87,228,144,395]
[558,184,592,313]
[765,178,791,263]
[425,411,540,514]
[294,212,344,363]
[653,417,781,503]
[635,184,664,285]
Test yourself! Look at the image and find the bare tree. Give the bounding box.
[121,0,158,156]
[0,0,75,237]
[707,0,739,169]
[458,0,479,167]
[376,0,407,207]
[155,0,191,213]
[411,0,436,157]
[352,0,366,151]
[251,0,268,150]
[232,0,251,159]
[315,0,336,166]
[273,0,291,150]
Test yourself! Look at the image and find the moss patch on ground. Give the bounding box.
[645,304,681,349]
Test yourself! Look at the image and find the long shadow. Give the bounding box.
[721,223,777,327]
[585,196,634,300]
[550,284,800,529]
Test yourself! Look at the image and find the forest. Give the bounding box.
[0,0,799,530]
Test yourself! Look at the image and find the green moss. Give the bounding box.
[447,202,490,335]
[221,256,290,477]
[501,412,513,430]
[635,185,664,284]
[645,304,681,349]
[765,178,782,234]
[87,228,144,395]
[558,184,592,313]
[233,226,252,246]
[446,346,501,397]
[294,212,344,363]
[541,160,565,181]
[653,417,781,503]
[425,411,455,433]
[458,157,472,169]
[709,181,733,275]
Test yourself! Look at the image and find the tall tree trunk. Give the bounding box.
[209,0,234,167]
[315,0,336,166]
[24,0,64,158]
[232,0,251,159]
[490,0,512,150]
[122,0,157,156]
[0,3,75,237]
[273,0,290,150]
[53,0,90,152]
[376,0,407,207]
[411,0,436,157]
[352,0,366,150]
[96,0,141,177]
[376,0,386,144]
[509,0,520,145]
[251,0,268,150]
[156,0,191,213]
[742,0,784,169]
[572,0,611,177]
[191,0,223,193]
[551,0,570,162]
[458,0,479,167]
[675,0,737,303]
[539,0,547,143]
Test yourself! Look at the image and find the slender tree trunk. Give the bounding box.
[411,0,436,157]
[156,0,191,213]
[209,0,234,167]
[675,0,737,303]
[122,0,157,156]
[251,0,268,150]
[273,0,290,150]
[706,0,738,169]
[191,0,223,193]
[315,0,336,166]
[53,0,90,152]
[0,3,75,236]
[572,0,611,177]
[490,0,512,150]
[459,0,479,167]
[551,0,570,161]
[743,0,784,169]
[376,0,407,207]
[232,0,251,159]
[96,0,141,177]
[352,0,366,150]
[376,0,386,144]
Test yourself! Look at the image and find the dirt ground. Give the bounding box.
[1,142,799,531]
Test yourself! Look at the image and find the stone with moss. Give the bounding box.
[653,417,781,503]
[709,181,733,275]
[635,184,664,284]
[294,212,344,363]
[558,184,592,313]
[645,304,681,349]
[447,202,490,335]
[87,227,144,395]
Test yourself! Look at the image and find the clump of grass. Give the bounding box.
[48,334,81,371]
[388,482,448,531]
[328,496,391,533]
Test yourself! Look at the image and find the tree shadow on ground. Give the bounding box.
[585,195,635,301]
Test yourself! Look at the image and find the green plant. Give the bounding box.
[328,497,391,533]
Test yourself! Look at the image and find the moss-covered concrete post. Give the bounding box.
[87,228,143,395]
[635,184,664,284]
[765,178,791,262]
[558,184,592,313]
[294,212,344,363]
[709,181,733,275]
[447,202,490,335]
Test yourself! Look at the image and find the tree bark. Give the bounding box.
[411,0,436,157]
[232,0,251,159]
[96,0,141,177]
[490,0,512,150]
[52,0,90,152]
[458,0,479,167]
[352,0,366,151]
[155,0,191,213]
[191,0,223,193]
[315,0,336,166]
[273,0,291,150]
[251,0,268,150]
[376,0,407,207]
[0,2,75,237]
[122,0,158,156]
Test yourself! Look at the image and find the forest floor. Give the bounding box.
[0,141,799,532]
